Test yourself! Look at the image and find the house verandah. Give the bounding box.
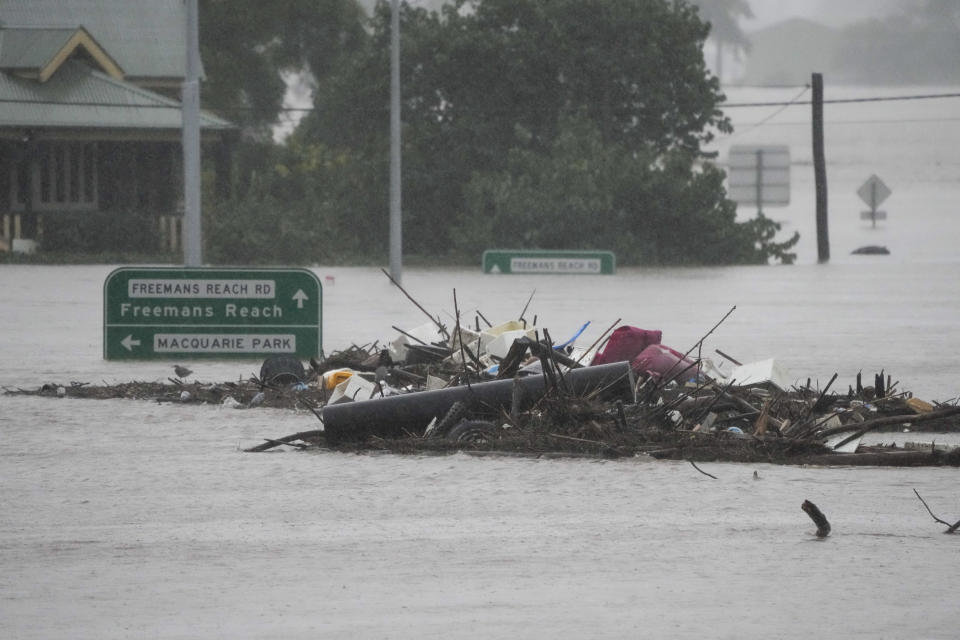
[0,128,234,255]
[0,2,236,256]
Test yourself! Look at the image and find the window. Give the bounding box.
[11,141,98,211]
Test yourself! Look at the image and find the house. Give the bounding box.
[739,18,839,86]
[0,0,235,254]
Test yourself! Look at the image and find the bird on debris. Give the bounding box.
[173,364,193,379]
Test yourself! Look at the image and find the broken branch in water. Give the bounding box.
[792,373,839,437]
[684,306,736,362]
[244,430,324,453]
[689,460,717,479]
[518,288,536,324]
[818,405,960,440]
[647,305,737,395]
[381,268,448,339]
[802,499,831,537]
[714,348,742,366]
[452,288,473,391]
[575,317,622,366]
[913,489,960,534]
[475,308,493,328]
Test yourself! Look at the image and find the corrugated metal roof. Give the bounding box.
[0,27,76,70]
[0,0,189,80]
[0,59,231,130]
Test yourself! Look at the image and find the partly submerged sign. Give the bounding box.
[727,144,791,210]
[104,267,321,360]
[857,174,891,210]
[483,250,615,275]
[857,174,891,227]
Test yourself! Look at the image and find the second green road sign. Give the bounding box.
[104,267,321,360]
[482,250,615,274]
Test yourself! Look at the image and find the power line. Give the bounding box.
[724,85,809,140]
[723,91,960,108]
[725,116,960,128]
[722,84,809,89]
[4,90,960,112]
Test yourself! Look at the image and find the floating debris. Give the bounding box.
[851,245,890,255]
[6,282,960,467]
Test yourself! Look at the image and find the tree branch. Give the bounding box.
[913,489,960,533]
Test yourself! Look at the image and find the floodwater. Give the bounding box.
[3,83,960,638]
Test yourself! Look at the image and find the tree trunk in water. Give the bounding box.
[802,499,831,537]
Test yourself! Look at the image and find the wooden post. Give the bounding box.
[812,73,829,263]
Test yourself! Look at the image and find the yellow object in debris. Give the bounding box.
[323,369,354,390]
[906,397,934,414]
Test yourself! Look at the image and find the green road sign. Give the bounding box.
[482,250,615,275]
[104,267,321,360]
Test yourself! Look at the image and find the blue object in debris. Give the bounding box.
[487,321,591,376]
[555,321,591,349]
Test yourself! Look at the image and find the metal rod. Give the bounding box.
[181,0,202,266]
[755,148,764,216]
[389,0,403,283]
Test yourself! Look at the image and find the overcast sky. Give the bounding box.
[744,0,902,30]
[373,1,905,31]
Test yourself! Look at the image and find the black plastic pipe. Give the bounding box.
[321,362,635,445]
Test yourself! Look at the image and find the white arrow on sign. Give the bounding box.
[121,335,141,351]
[292,289,308,309]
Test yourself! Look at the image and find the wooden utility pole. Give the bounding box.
[812,73,829,263]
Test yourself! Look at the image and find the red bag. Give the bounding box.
[591,326,662,366]
[631,343,700,383]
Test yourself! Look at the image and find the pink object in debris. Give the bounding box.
[631,343,700,382]
[591,326,662,366]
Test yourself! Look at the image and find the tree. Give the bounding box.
[458,113,796,265]
[205,139,387,264]
[832,0,960,85]
[432,0,731,156]
[223,0,799,267]
[199,0,370,264]
[199,0,365,136]
[691,0,753,82]
[298,0,748,259]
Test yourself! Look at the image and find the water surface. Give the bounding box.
[2,83,959,639]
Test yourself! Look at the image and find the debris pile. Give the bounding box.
[6,280,959,467]
[288,324,960,466]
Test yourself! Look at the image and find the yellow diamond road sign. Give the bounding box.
[857,175,891,209]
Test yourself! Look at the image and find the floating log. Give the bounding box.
[795,449,959,467]
[817,405,960,442]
